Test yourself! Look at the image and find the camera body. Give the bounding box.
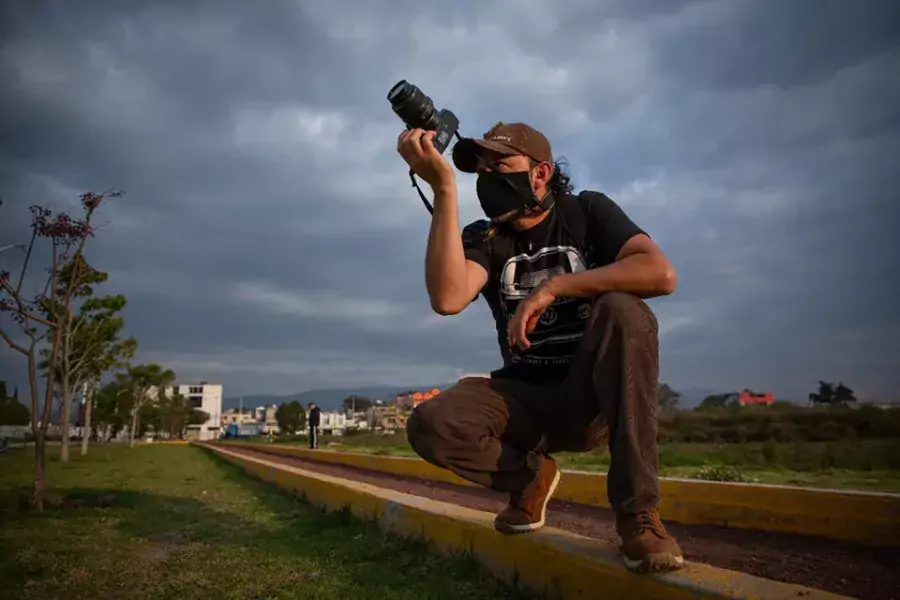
[387,80,459,154]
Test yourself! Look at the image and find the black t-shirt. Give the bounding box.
[462,191,645,385]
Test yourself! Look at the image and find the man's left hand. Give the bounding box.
[508,281,558,350]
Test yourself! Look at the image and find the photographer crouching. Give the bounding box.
[395,106,682,572]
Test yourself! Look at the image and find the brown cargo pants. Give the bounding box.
[406,291,661,516]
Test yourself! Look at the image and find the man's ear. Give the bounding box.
[531,161,553,190]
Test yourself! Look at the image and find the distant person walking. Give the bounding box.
[308,403,321,449]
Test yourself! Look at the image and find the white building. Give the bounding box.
[344,412,370,431]
[262,404,279,433]
[319,411,347,435]
[164,382,223,441]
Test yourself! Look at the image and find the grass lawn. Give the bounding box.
[0,444,535,600]
[251,434,900,493]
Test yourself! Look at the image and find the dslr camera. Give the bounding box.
[387,80,460,155]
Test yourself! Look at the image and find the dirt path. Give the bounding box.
[229,446,899,600]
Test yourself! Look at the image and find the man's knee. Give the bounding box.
[406,399,453,461]
[407,382,490,463]
[591,292,658,334]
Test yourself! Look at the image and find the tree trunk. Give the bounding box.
[60,376,71,462]
[26,348,45,510]
[81,388,93,456]
[32,427,46,510]
[60,310,74,462]
[129,405,139,448]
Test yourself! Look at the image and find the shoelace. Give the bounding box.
[635,512,666,536]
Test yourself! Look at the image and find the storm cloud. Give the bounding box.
[1,0,898,400]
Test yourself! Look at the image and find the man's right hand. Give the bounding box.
[397,129,455,191]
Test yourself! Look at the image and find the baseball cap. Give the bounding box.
[451,121,553,173]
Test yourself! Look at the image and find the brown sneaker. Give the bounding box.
[494,456,561,534]
[616,510,684,573]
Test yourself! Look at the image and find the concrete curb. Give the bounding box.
[200,443,852,600]
[222,442,900,547]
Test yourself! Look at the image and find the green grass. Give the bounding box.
[0,445,536,600]
[252,433,900,493]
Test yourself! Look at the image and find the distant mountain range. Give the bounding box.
[223,384,450,412]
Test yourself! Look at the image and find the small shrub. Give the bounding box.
[688,465,747,483]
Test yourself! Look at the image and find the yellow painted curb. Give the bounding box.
[222,442,900,547]
[200,443,851,600]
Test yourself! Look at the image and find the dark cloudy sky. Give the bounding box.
[1,0,899,401]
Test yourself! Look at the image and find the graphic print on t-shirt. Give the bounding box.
[499,244,593,366]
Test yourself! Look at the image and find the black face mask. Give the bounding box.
[475,170,537,221]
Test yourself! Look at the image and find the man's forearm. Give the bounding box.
[545,253,677,299]
[424,184,469,310]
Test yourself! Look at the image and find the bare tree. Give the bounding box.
[0,191,119,509]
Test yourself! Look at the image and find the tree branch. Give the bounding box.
[15,228,37,297]
[70,309,89,337]
[0,280,54,327]
[0,327,29,356]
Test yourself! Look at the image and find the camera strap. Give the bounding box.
[408,131,464,216]
[409,170,435,215]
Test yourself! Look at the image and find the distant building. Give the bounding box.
[221,409,257,426]
[253,406,266,422]
[318,411,348,435]
[261,404,279,433]
[365,406,407,431]
[344,412,370,431]
[166,382,223,441]
[737,392,774,406]
[395,388,441,410]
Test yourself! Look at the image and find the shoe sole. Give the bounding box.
[495,467,562,534]
[623,553,685,573]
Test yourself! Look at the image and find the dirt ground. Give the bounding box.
[230,446,900,600]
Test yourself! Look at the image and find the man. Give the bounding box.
[396,122,683,573]
[308,402,321,449]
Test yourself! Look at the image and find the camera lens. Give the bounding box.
[387,80,439,131]
[387,80,412,103]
